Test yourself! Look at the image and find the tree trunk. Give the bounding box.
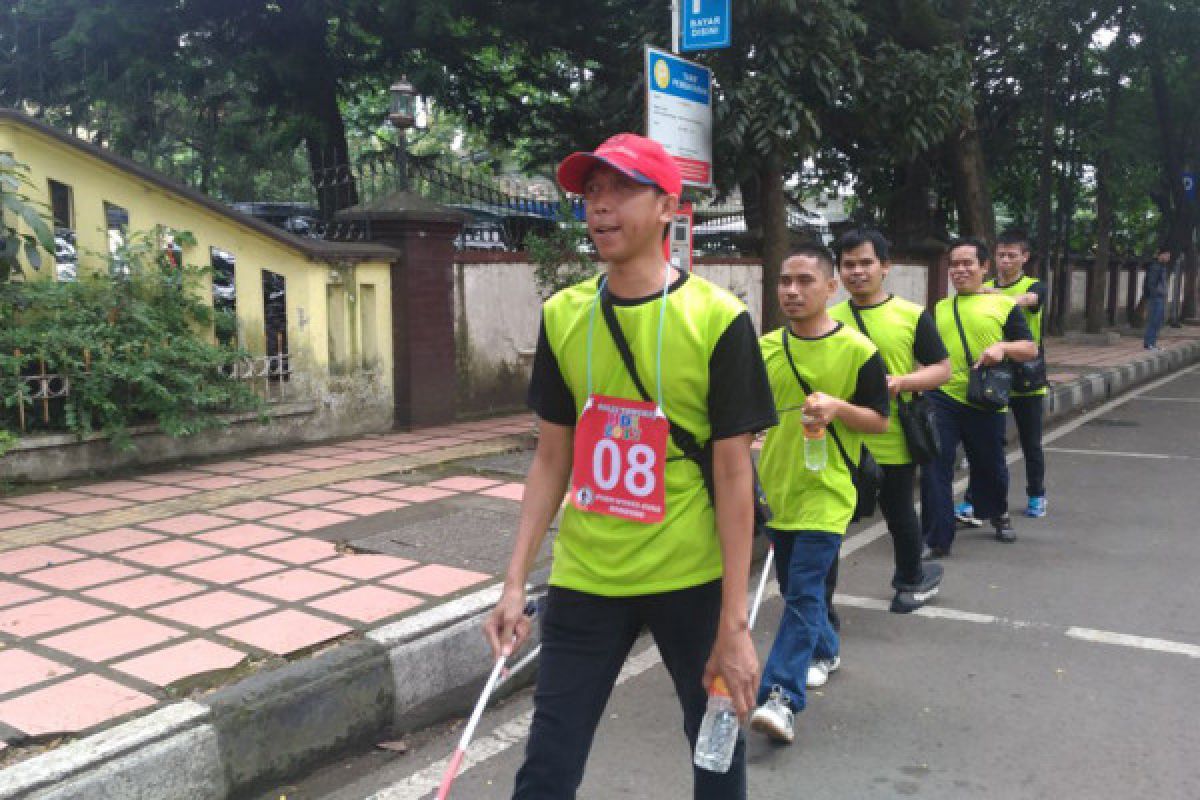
[948,106,995,242]
[759,152,789,333]
[1033,42,1058,280]
[305,76,358,219]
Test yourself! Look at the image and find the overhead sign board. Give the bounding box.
[645,46,713,188]
[681,0,732,52]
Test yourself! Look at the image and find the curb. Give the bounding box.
[1,343,1195,799]
[0,584,537,800]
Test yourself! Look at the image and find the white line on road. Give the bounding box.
[374,364,1200,799]
[1043,447,1190,460]
[1136,396,1200,403]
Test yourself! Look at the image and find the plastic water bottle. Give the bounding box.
[693,676,739,773]
[803,414,827,471]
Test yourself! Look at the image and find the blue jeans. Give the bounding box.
[758,528,841,712]
[514,582,745,799]
[1144,295,1165,347]
[921,391,1009,550]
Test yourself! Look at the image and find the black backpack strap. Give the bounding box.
[951,295,975,364]
[599,292,713,485]
[779,328,857,472]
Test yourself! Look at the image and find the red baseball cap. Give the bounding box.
[557,133,683,197]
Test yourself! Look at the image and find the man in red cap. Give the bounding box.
[485,133,776,798]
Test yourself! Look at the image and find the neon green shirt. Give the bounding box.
[934,292,1031,411]
[985,274,1048,398]
[758,323,888,534]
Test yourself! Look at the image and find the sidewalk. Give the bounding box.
[0,327,1197,798]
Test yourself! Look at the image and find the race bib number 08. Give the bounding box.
[572,395,669,524]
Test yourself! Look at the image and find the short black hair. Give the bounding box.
[785,243,837,277]
[1156,242,1172,256]
[836,228,890,264]
[996,229,1031,252]
[947,236,989,265]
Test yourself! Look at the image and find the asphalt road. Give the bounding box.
[262,365,1200,800]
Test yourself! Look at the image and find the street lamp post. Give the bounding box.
[388,77,417,192]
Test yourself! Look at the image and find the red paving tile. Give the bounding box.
[237,465,306,480]
[480,483,525,502]
[7,491,91,508]
[77,480,156,495]
[293,446,352,457]
[327,479,403,494]
[309,586,423,623]
[175,554,284,584]
[143,513,233,535]
[63,528,166,554]
[262,509,354,533]
[179,475,256,491]
[45,497,134,515]
[418,437,471,448]
[116,485,198,503]
[0,597,112,637]
[197,460,262,474]
[427,476,502,492]
[84,574,205,609]
[333,450,395,463]
[139,470,214,485]
[237,569,352,602]
[311,554,417,580]
[193,523,290,549]
[0,582,47,609]
[0,674,156,736]
[40,616,185,662]
[150,590,275,629]
[0,649,72,694]
[323,497,409,516]
[251,537,339,564]
[218,609,352,656]
[379,443,439,455]
[271,489,354,506]
[0,509,62,530]
[291,457,354,471]
[0,545,83,574]
[379,486,458,504]
[384,564,490,596]
[23,559,142,590]
[113,639,247,687]
[213,500,296,520]
[249,452,301,465]
[121,540,224,568]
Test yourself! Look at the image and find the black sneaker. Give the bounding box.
[891,563,944,613]
[992,514,1016,543]
[922,544,951,560]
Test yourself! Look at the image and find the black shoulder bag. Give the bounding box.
[780,328,882,522]
[952,296,1012,412]
[847,304,940,464]
[599,295,772,533]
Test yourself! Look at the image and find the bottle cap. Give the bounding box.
[710,676,730,697]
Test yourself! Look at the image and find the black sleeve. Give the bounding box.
[525,316,578,425]
[1002,306,1034,342]
[851,352,890,419]
[707,312,778,440]
[1026,280,1047,312]
[912,311,949,365]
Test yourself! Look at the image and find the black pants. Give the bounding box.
[513,581,746,799]
[878,463,924,587]
[1009,395,1046,498]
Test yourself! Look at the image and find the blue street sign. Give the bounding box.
[1184,172,1197,203]
[681,0,731,52]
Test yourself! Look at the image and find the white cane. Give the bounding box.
[748,545,775,630]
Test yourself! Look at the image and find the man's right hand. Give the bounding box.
[483,584,531,659]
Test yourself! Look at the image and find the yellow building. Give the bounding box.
[0,109,401,438]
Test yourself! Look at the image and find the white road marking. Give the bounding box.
[1137,396,1200,403]
[374,365,1200,799]
[1044,447,1188,460]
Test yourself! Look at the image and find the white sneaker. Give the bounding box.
[749,686,795,744]
[806,656,841,688]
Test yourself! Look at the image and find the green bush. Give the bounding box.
[0,228,260,449]
[526,201,597,299]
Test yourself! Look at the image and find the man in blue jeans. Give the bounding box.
[1143,246,1171,350]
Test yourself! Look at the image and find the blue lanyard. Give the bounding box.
[585,265,672,410]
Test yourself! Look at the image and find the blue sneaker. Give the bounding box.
[1026,496,1047,518]
[954,502,982,528]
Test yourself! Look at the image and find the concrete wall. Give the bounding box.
[452,256,765,417]
[831,262,928,307]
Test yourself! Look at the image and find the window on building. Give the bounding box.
[104,201,130,277]
[262,269,289,381]
[48,180,77,282]
[212,248,238,347]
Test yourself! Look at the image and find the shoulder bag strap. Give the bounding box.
[598,293,708,465]
[848,303,871,339]
[780,328,857,472]
[951,295,975,365]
